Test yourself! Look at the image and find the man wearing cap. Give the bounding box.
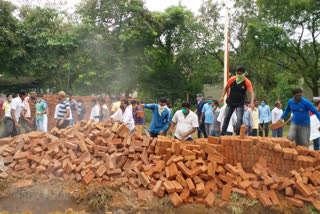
[1,90,30,138]
[219,66,255,136]
[195,94,207,138]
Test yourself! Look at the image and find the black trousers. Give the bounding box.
[1,117,18,138]
[222,104,244,136]
[197,122,207,138]
[251,129,258,136]
[150,131,159,138]
[259,122,269,137]
[56,119,70,129]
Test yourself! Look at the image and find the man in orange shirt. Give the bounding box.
[219,66,255,135]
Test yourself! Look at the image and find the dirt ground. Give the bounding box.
[0,174,317,214]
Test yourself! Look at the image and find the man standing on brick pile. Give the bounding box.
[140,98,170,138]
[281,88,320,148]
[1,90,30,138]
[89,98,101,122]
[195,94,207,138]
[76,99,86,121]
[67,93,78,126]
[131,100,145,136]
[168,101,198,141]
[56,91,71,129]
[111,99,135,134]
[200,96,214,137]
[271,101,284,137]
[35,94,47,132]
[1,94,13,121]
[242,101,253,136]
[20,96,32,133]
[249,100,259,136]
[217,104,237,136]
[258,99,271,137]
[219,66,255,136]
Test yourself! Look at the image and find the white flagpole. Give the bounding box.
[223,0,230,102]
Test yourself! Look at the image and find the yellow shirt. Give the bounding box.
[111,101,121,113]
[2,101,10,116]
[249,107,259,129]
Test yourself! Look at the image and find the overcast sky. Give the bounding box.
[9,0,204,14]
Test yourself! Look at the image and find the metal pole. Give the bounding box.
[223,0,230,102]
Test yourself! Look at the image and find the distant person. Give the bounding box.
[200,96,214,137]
[140,98,170,138]
[35,94,47,132]
[219,66,255,135]
[111,96,121,114]
[21,96,32,133]
[1,90,29,138]
[271,101,283,137]
[67,93,78,126]
[131,100,145,136]
[39,94,49,132]
[90,98,101,122]
[211,100,220,137]
[281,88,320,147]
[56,91,71,129]
[258,99,271,137]
[242,102,253,136]
[164,103,173,136]
[77,99,86,121]
[2,94,13,120]
[195,94,207,138]
[249,100,259,136]
[99,96,109,122]
[168,101,198,141]
[111,99,135,134]
[217,104,237,136]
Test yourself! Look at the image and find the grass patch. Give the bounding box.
[312,207,320,214]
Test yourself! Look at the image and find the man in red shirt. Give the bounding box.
[219,66,255,135]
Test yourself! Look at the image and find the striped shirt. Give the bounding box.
[57,99,71,120]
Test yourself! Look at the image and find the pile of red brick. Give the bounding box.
[0,123,320,210]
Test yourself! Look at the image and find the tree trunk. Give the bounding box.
[311,78,319,97]
[56,63,63,92]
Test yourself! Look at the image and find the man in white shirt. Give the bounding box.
[1,90,30,138]
[217,105,237,136]
[271,101,284,137]
[168,101,199,141]
[111,99,135,134]
[90,98,101,122]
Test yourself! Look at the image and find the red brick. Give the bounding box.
[247,187,257,200]
[286,197,304,207]
[221,184,232,201]
[13,179,33,188]
[153,180,163,196]
[207,161,217,178]
[232,188,246,196]
[269,190,280,206]
[257,190,272,207]
[285,187,294,196]
[168,192,183,207]
[172,180,183,192]
[83,171,95,184]
[96,165,107,177]
[296,181,312,197]
[203,191,216,207]
[312,200,320,212]
[186,178,196,194]
[176,174,188,188]
[164,181,175,193]
[196,182,205,195]
[238,180,252,190]
[180,189,190,202]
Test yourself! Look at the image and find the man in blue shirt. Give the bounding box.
[281,88,320,147]
[200,96,214,137]
[195,94,207,138]
[141,98,170,138]
[258,99,271,137]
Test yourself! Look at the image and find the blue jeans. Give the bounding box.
[314,138,320,150]
[130,128,135,135]
[272,127,283,138]
[36,119,44,132]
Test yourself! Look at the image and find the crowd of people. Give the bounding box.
[1,66,320,150]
